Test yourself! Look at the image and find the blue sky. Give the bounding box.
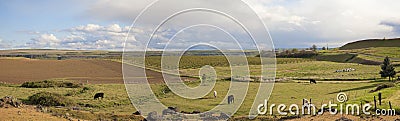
[0,0,400,50]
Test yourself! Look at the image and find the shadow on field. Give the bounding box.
[327,84,377,94]
[208,103,227,106]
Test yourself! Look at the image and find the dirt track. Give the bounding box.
[0,59,174,84]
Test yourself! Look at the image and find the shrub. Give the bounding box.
[28,92,73,106]
[21,80,82,88]
[0,82,9,87]
[161,85,171,94]
[79,87,92,94]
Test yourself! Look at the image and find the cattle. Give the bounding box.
[213,91,217,98]
[228,95,234,104]
[310,79,317,84]
[335,68,356,73]
[93,93,104,100]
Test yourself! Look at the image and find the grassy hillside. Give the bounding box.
[340,38,400,50]
[317,47,400,65]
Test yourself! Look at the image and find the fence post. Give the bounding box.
[378,92,382,106]
[374,96,377,111]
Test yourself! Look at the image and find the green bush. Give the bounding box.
[64,87,92,96]
[21,80,82,88]
[28,92,73,106]
[0,82,9,87]
[161,85,171,94]
[80,87,92,93]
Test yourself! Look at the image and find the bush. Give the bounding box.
[0,82,9,87]
[28,92,73,106]
[161,85,171,94]
[80,87,92,93]
[21,80,82,88]
[370,82,396,92]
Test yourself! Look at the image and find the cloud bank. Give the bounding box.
[3,0,400,50]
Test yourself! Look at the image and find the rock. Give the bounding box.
[192,110,201,114]
[0,96,22,108]
[72,106,80,111]
[147,111,159,121]
[219,113,230,120]
[133,111,141,115]
[335,117,353,121]
[162,109,176,115]
[167,106,179,112]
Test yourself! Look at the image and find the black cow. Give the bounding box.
[310,79,317,84]
[228,95,234,104]
[94,93,104,100]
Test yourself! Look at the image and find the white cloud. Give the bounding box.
[73,24,102,32]
[25,24,141,50]
[380,18,400,34]
[245,0,400,47]
[0,38,4,48]
[27,34,61,48]
[23,0,400,49]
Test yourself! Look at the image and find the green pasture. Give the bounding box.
[1,80,398,119]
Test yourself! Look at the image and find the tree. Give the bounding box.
[379,57,396,81]
[311,45,317,51]
[321,47,326,50]
[291,48,298,53]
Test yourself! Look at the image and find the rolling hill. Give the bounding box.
[340,38,400,50]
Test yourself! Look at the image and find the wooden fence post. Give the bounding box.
[378,92,382,106]
[374,96,377,111]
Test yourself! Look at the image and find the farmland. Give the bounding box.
[318,47,400,65]
[1,79,398,120]
[126,56,313,70]
[0,48,399,120]
[126,56,385,80]
[0,58,193,84]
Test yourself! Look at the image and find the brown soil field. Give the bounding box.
[0,58,182,84]
[0,106,68,121]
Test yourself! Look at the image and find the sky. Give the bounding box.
[0,0,400,50]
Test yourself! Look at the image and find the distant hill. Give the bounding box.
[340,38,400,50]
